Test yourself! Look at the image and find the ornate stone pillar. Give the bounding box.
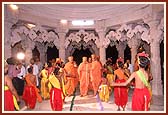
[25,48,33,65]
[39,50,45,65]
[35,42,45,64]
[58,32,66,62]
[24,41,35,66]
[97,30,106,65]
[149,20,163,95]
[99,46,106,65]
[128,36,139,65]
[150,41,162,95]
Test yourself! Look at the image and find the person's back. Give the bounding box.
[23,67,42,109]
[113,57,128,111]
[25,73,36,87]
[132,69,149,89]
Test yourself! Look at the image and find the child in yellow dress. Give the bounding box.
[98,75,110,102]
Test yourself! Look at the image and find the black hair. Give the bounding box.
[28,67,33,73]
[106,60,112,66]
[139,56,150,69]
[53,68,59,75]
[48,62,52,67]
[118,61,124,68]
[6,57,16,65]
[102,71,107,78]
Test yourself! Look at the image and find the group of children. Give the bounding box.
[4,51,152,111]
[98,52,152,111]
[98,57,129,111]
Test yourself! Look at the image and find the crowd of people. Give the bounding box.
[4,51,153,111]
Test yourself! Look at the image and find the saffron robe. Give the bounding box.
[90,61,102,95]
[64,62,77,96]
[78,62,90,96]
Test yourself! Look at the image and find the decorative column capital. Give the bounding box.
[57,31,66,49]
[96,29,110,48]
[57,32,66,37]
[95,19,106,32]
[148,19,163,44]
[57,23,69,34]
[127,37,139,48]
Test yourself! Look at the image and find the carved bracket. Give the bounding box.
[65,29,99,49]
[105,23,150,45]
[10,25,59,49]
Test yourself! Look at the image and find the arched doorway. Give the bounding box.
[47,46,59,62]
[72,47,92,65]
[32,46,40,60]
[124,45,131,62]
[106,45,118,64]
[66,40,99,64]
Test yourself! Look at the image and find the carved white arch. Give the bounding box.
[65,29,99,49]
[105,23,151,47]
[10,25,59,49]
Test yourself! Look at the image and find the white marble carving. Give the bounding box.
[10,25,59,48]
[105,24,150,45]
[65,29,99,49]
[11,29,22,46]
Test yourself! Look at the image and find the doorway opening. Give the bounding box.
[32,46,40,60]
[124,45,131,62]
[106,45,118,64]
[72,47,92,65]
[47,46,59,62]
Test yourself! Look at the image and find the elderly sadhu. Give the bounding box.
[90,54,102,96]
[78,57,90,97]
[64,56,78,96]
